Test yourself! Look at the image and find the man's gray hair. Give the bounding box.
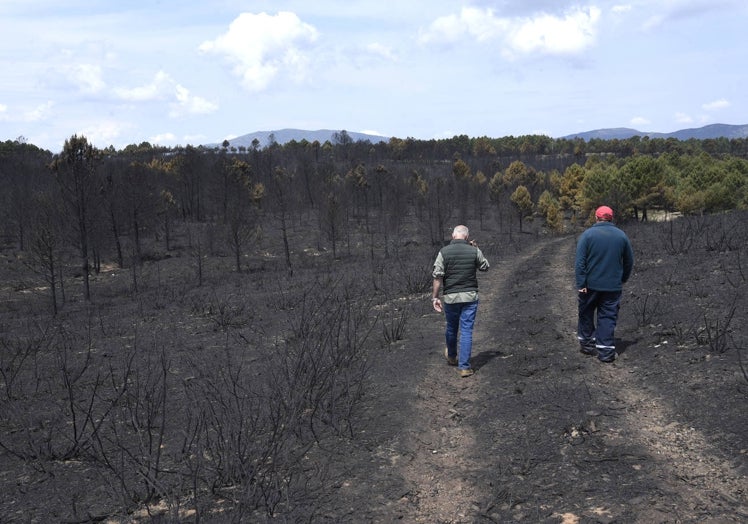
[453,225,469,237]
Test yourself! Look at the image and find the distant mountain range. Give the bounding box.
[211,129,389,149]
[209,123,748,148]
[561,123,748,141]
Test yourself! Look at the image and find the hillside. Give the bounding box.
[209,128,390,149]
[563,123,748,141]
[205,123,748,149]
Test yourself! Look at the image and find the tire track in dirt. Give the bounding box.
[540,238,748,522]
[394,236,574,522]
[464,238,748,522]
[391,235,746,522]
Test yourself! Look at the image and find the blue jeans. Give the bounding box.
[444,300,479,370]
[577,290,621,361]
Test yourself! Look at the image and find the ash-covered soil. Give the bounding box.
[1,215,746,523]
[326,231,747,523]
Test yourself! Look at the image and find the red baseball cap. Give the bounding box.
[595,206,614,220]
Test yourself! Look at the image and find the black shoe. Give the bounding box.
[598,353,618,363]
[579,345,596,356]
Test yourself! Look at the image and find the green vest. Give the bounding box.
[440,240,479,294]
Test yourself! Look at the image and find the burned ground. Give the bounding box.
[0,212,746,523]
[335,227,746,523]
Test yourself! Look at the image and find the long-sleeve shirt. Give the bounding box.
[575,222,634,291]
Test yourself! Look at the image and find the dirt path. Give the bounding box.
[344,235,747,523]
[393,236,581,522]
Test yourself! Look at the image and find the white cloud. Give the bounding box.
[114,71,217,117]
[435,129,457,140]
[66,63,106,94]
[630,116,650,127]
[702,98,730,111]
[444,8,505,43]
[183,133,207,145]
[25,101,55,122]
[150,132,177,145]
[509,6,601,55]
[366,42,397,61]
[419,6,600,56]
[360,129,386,137]
[418,7,507,44]
[170,85,218,118]
[199,11,319,92]
[641,14,665,32]
[675,112,693,124]
[612,5,632,14]
[0,102,54,123]
[114,71,173,102]
[77,120,130,147]
[640,2,743,32]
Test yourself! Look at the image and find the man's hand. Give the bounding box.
[432,297,442,312]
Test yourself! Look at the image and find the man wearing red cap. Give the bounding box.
[575,206,634,362]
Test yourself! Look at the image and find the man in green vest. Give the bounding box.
[431,225,490,377]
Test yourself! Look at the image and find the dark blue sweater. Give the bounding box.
[575,222,634,291]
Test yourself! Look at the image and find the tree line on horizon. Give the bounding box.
[7,127,748,158]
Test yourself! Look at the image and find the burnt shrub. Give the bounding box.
[696,298,738,354]
[630,292,662,327]
[171,274,376,518]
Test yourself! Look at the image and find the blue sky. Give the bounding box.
[1,0,746,152]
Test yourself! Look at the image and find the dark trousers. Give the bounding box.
[577,290,621,361]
